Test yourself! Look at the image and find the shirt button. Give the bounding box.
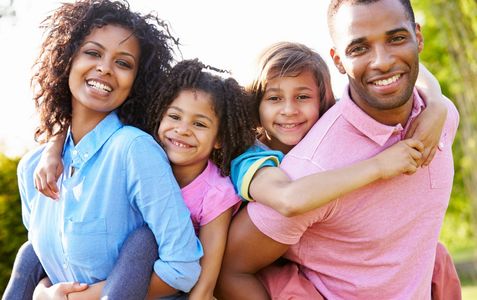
[72,150,78,156]
[84,153,89,158]
[438,142,444,151]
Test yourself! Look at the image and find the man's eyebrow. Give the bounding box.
[346,37,367,49]
[385,27,411,36]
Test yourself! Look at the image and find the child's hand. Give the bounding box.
[412,63,447,166]
[404,103,446,167]
[374,139,424,180]
[33,152,63,200]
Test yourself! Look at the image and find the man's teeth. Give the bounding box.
[373,74,401,86]
[87,80,112,92]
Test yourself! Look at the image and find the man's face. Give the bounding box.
[330,0,423,116]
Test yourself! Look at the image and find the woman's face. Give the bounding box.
[258,70,320,154]
[68,24,140,121]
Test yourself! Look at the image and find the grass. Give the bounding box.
[462,285,477,299]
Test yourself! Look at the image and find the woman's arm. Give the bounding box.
[249,139,423,217]
[189,209,233,300]
[408,63,448,166]
[34,132,66,200]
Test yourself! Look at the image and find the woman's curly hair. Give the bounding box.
[32,0,178,142]
[248,41,336,130]
[147,59,256,176]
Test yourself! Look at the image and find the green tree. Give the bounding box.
[413,0,477,253]
[0,154,27,293]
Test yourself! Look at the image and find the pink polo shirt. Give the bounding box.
[248,87,459,299]
[182,160,241,235]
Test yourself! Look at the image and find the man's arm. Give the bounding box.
[216,207,289,300]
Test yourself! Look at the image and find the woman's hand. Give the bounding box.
[33,278,88,300]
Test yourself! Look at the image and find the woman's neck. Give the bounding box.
[71,110,109,144]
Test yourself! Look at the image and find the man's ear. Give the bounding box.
[415,23,424,53]
[330,48,346,74]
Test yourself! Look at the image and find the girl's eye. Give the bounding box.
[168,114,180,120]
[297,95,310,101]
[84,50,100,57]
[116,60,133,69]
[194,121,208,128]
[267,96,280,102]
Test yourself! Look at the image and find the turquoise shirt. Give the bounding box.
[18,112,203,292]
[230,142,284,202]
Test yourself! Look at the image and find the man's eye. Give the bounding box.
[349,46,367,55]
[390,36,406,43]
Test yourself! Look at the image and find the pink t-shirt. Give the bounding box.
[248,88,459,299]
[182,160,241,235]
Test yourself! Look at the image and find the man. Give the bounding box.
[216,0,460,299]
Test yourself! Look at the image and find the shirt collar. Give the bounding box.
[64,111,123,168]
[340,85,425,146]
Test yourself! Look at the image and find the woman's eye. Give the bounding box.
[116,60,132,69]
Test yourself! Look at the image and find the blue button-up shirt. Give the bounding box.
[18,112,203,292]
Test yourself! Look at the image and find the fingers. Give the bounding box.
[59,282,88,294]
[422,146,437,166]
[404,139,424,153]
[34,168,60,200]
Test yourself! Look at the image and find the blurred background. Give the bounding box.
[1,0,476,297]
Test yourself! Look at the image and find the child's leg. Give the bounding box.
[257,259,324,300]
[3,241,46,300]
[101,225,158,300]
[431,242,462,300]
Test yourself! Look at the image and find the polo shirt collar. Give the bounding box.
[340,85,426,146]
[64,111,123,169]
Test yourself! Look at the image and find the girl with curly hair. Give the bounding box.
[4,0,203,299]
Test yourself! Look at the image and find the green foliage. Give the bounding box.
[413,0,477,254]
[0,154,27,293]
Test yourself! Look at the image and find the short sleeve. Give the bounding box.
[200,180,241,226]
[230,145,284,201]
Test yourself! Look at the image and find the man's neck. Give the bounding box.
[349,90,414,127]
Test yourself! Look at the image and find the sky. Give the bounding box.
[0,0,347,157]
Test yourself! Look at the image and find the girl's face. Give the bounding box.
[158,89,221,173]
[68,24,140,121]
[258,70,320,154]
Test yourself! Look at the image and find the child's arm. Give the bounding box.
[34,132,66,200]
[189,209,233,300]
[407,63,448,166]
[249,139,423,217]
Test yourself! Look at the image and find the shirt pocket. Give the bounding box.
[64,218,109,272]
[428,132,455,189]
